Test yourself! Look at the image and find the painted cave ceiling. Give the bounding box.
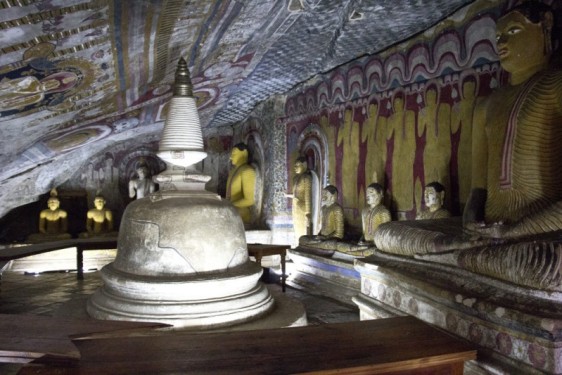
[0,0,476,217]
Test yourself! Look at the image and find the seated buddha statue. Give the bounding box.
[318,185,344,240]
[299,185,345,252]
[226,143,256,228]
[129,165,156,199]
[359,183,391,245]
[374,1,562,291]
[27,189,71,242]
[80,194,117,238]
[416,182,451,220]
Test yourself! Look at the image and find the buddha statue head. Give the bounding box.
[365,183,384,208]
[294,156,308,175]
[496,1,554,84]
[47,195,61,211]
[322,185,338,207]
[136,165,149,180]
[424,182,445,212]
[93,195,106,211]
[230,143,249,167]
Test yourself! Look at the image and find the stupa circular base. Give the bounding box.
[87,262,275,329]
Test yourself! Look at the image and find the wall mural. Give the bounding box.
[283,3,505,232]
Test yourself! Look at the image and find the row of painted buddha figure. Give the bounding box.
[27,189,116,243]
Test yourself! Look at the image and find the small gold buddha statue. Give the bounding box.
[27,189,71,242]
[226,143,256,227]
[416,182,451,220]
[359,183,391,245]
[80,194,116,238]
[129,165,156,200]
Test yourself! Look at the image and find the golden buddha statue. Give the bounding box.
[298,185,345,252]
[462,1,562,239]
[318,185,344,239]
[80,194,116,238]
[290,157,313,239]
[226,143,256,227]
[129,165,156,199]
[359,183,391,244]
[374,1,562,291]
[27,189,71,242]
[416,182,451,220]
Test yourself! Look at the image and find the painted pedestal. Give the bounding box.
[353,252,562,374]
[288,245,364,306]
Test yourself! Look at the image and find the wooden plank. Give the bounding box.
[0,314,168,363]
[21,316,476,374]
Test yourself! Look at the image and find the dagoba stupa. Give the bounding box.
[88,58,305,329]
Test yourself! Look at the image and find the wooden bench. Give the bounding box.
[0,237,117,280]
[18,315,476,374]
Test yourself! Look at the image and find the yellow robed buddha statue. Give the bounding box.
[290,157,313,239]
[80,194,116,238]
[374,1,562,291]
[318,185,344,239]
[226,143,256,227]
[300,185,344,247]
[359,183,391,245]
[416,182,451,220]
[27,189,71,242]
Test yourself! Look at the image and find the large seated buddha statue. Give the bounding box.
[27,189,71,243]
[374,1,562,291]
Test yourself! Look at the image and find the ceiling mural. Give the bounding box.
[0,0,477,217]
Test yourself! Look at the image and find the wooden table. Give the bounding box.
[247,243,288,292]
[20,316,477,374]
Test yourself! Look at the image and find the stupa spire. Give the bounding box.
[157,58,207,172]
[173,57,194,97]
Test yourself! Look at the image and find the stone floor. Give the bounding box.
[0,266,359,324]
[0,263,359,374]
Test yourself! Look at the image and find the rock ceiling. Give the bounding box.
[0,0,475,217]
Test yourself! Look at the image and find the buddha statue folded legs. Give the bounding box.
[299,185,344,253]
[27,189,71,243]
[374,1,562,291]
[79,194,118,238]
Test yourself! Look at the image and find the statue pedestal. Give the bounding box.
[353,252,562,374]
[287,246,362,306]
